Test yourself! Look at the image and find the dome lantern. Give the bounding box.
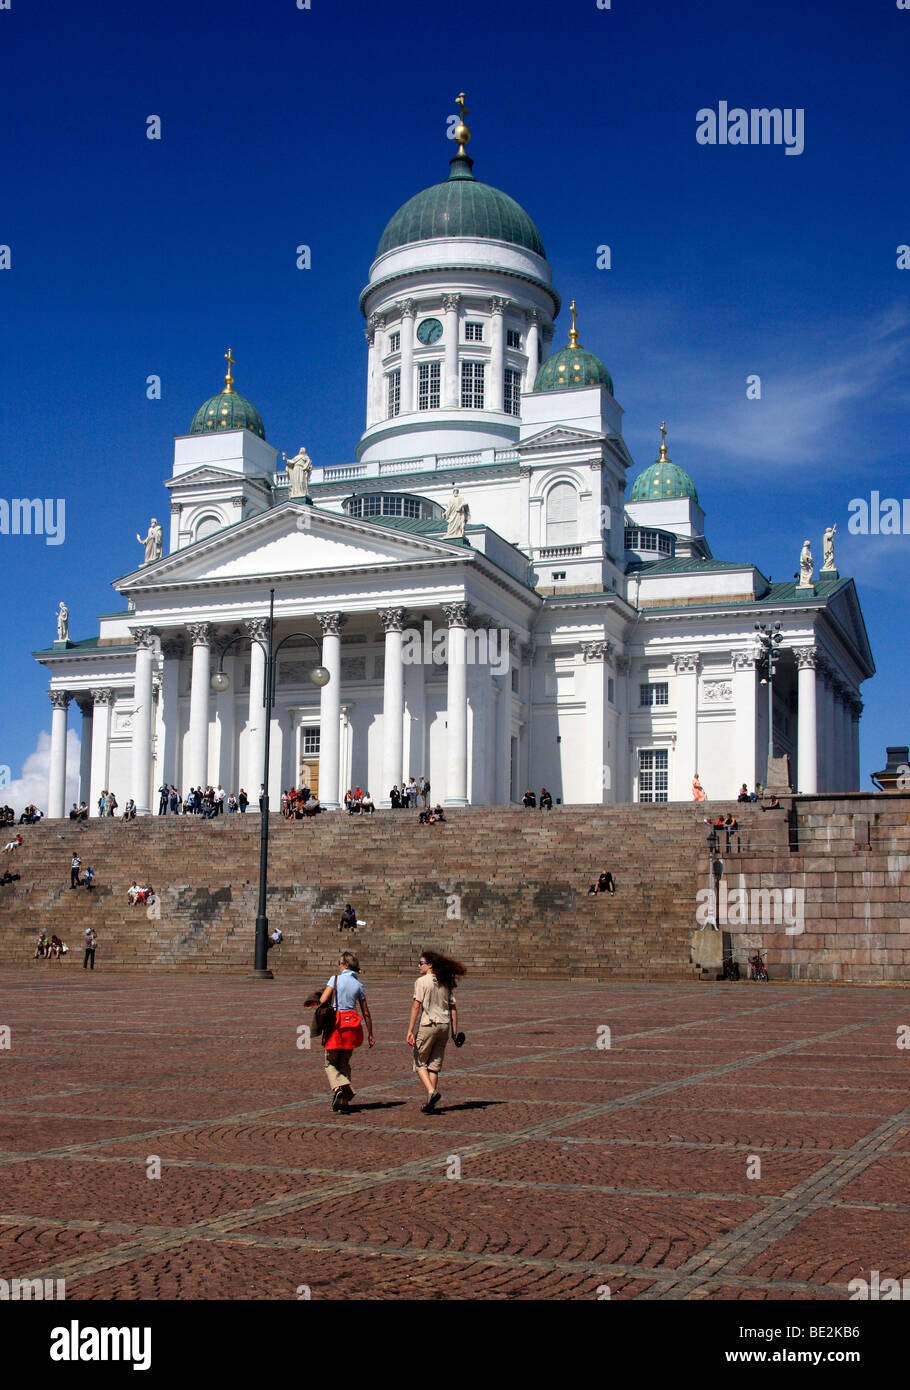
[629,422,699,503]
[189,349,266,440]
[533,299,614,394]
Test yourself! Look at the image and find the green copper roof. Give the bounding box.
[630,460,698,503]
[534,345,613,394]
[377,154,546,258]
[189,390,265,440]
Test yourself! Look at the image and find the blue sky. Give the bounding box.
[1,0,908,798]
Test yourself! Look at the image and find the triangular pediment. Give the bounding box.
[116,500,468,591]
[520,425,606,453]
[827,580,875,675]
[165,466,249,489]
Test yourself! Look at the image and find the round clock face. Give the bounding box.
[417,317,443,345]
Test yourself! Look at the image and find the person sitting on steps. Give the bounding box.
[588,871,615,896]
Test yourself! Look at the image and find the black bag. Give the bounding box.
[313,976,338,1044]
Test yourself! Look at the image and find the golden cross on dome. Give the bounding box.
[568,299,579,347]
[659,420,669,460]
[224,348,236,393]
[453,92,471,155]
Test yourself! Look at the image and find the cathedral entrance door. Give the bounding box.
[301,760,319,797]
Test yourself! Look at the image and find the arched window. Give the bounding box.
[546,482,578,546]
[193,514,222,542]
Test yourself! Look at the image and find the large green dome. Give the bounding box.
[189,354,265,440]
[630,427,697,502]
[377,154,546,258]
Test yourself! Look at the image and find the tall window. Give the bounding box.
[387,370,400,418]
[302,726,320,756]
[638,749,668,802]
[507,328,521,349]
[504,368,522,416]
[461,361,485,408]
[545,482,578,545]
[640,682,669,707]
[388,330,400,353]
[418,361,441,410]
[465,321,484,342]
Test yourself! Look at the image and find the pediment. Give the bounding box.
[117,501,466,591]
[165,466,247,489]
[519,425,606,453]
[827,581,875,675]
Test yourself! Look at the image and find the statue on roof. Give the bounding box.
[445,487,470,538]
[56,601,69,642]
[822,523,837,572]
[283,446,313,501]
[137,518,163,565]
[798,538,814,587]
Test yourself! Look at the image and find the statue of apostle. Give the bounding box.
[283,446,313,500]
[445,487,470,538]
[137,518,163,565]
[822,523,837,571]
[56,601,69,642]
[798,539,814,586]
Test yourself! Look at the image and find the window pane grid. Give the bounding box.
[418,361,441,410]
[465,322,484,342]
[461,361,485,409]
[504,368,522,416]
[387,370,400,418]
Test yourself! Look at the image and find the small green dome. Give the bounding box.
[534,344,613,394]
[190,390,265,440]
[377,154,546,258]
[630,461,698,503]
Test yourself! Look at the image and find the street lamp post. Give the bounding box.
[754,622,784,777]
[211,588,330,979]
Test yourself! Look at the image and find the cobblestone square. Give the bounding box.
[1,971,908,1300]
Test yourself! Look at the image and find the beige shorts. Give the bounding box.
[413,1022,449,1074]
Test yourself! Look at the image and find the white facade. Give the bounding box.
[37,140,874,814]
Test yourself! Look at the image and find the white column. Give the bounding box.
[77,699,93,805]
[795,647,818,794]
[365,322,377,428]
[399,299,415,414]
[443,294,460,408]
[850,699,862,790]
[616,655,631,802]
[524,310,540,392]
[673,653,699,800]
[187,622,212,789]
[818,666,834,792]
[89,689,112,810]
[158,638,182,788]
[317,612,346,809]
[129,626,156,815]
[378,607,406,807]
[47,690,70,818]
[495,668,512,805]
[443,602,470,806]
[243,617,269,802]
[584,642,612,804]
[732,651,758,794]
[587,461,604,547]
[213,650,236,794]
[403,636,426,791]
[519,466,531,552]
[837,686,851,792]
[490,296,507,411]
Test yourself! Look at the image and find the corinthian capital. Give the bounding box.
[187,622,212,648]
[48,689,71,710]
[129,626,157,650]
[673,652,699,674]
[732,651,758,672]
[244,617,270,645]
[794,646,818,670]
[489,296,509,315]
[442,602,471,629]
[378,607,407,633]
[442,293,461,312]
[316,612,348,638]
[583,640,614,663]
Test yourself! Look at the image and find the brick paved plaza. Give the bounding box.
[2,970,909,1301]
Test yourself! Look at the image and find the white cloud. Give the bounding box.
[2,730,81,815]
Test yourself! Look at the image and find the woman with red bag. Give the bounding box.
[316,950,375,1112]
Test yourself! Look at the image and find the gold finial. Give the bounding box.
[223,348,236,394]
[453,91,471,156]
[568,299,580,348]
[658,420,670,461]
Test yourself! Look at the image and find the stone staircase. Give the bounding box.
[0,804,788,981]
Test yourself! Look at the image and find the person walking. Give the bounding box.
[83,927,97,970]
[70,852,81,888]
[406,949,466,1113]
[313,950,374,1111]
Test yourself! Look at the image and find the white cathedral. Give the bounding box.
[38,104,874,815]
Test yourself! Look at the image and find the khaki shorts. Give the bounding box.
[413,1021,449,1074]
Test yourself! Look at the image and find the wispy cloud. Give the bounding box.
[3,730,80,815]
